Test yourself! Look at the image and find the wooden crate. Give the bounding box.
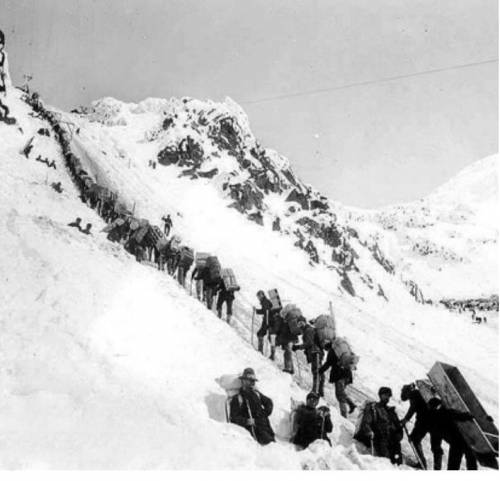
[268,288,282,312]
[415,379,437,403]
[428,361,498,468]
[195,252,211,269]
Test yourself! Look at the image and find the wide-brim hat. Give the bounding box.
[239,367,258,381]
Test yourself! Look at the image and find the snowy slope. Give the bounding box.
[350,156,498,300]
[0,54,498,469]
[0,90,392,470]
[56,95,498,409]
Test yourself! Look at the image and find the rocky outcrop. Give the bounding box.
[370,243,395,275]
[403,279,425,303]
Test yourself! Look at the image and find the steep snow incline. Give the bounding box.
[0,92,391,469]
[56,98,497,420]
[0,77,497,468]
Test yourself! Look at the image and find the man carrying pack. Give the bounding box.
[229,368,275,445]
[357,387,403,465]
[162,214,172,236]
[427,398,477,470]
[401,383,431,469]
[216,278,235,324]
[292,392,332,449]
[202,256,222,310]
[319,342,357,416]
[255,290,272,354]
[292,319,325,396]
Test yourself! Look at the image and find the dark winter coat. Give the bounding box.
[229,388,275,445]
[216,279,235,302]
[428,407,473,452]
[356,401,403,461]
[294,325,322,363]
[403,389,430,425]
[256,297,273,337]
[292,404,333,449]
[319,346,353,384]
[267,313,283,335]
[276,320,299,346]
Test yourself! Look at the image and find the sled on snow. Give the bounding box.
[428,361,498,469]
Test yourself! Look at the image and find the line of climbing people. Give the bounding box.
[22,89,241,325]
[21,88,494,472]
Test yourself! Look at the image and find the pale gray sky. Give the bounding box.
[1,0,497,207]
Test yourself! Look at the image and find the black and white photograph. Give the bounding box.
[0,0,498,472]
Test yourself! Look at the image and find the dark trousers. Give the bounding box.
[447,443,478,470]
[310,352,325,396]
[335,378,355,417]
[409,420,429,469]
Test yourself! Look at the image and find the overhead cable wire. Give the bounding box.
[241,58,498,105]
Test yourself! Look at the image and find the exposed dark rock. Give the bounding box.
[340,271,356,296]
[377,284,388,301]
[370,243,395,274]
[403,279,425,303]
[286,189,309,210]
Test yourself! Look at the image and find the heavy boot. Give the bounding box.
[257,336,265,354]
[269,345,276,361]
[433,451,443,471]
[283,344,294,374]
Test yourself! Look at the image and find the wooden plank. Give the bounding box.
[428,361,498,468]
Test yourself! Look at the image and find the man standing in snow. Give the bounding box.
[319,343,356,417]
[427,398,477,470]
[292,319,325,396]
[216,279,235,324]
[400,383,431,469]
[162,214,172,236]
[292,392,332,449]
[229,368,275,445]
[255,290,272,354]
[357,387,403,465]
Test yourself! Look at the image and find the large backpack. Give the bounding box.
[221,268,240,292]
[195,252,211,269]
[281,304,303,336]
[179,246,194,269]
[353,400,377,446]
[205,256,222,283]
[332,337,359,369]
[314,314,336,348]
[268,288,282,312]
[133,225,150,244]
[169,234,182,253]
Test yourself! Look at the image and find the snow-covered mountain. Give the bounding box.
[349,155,498,302]
[0,49,497,469]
